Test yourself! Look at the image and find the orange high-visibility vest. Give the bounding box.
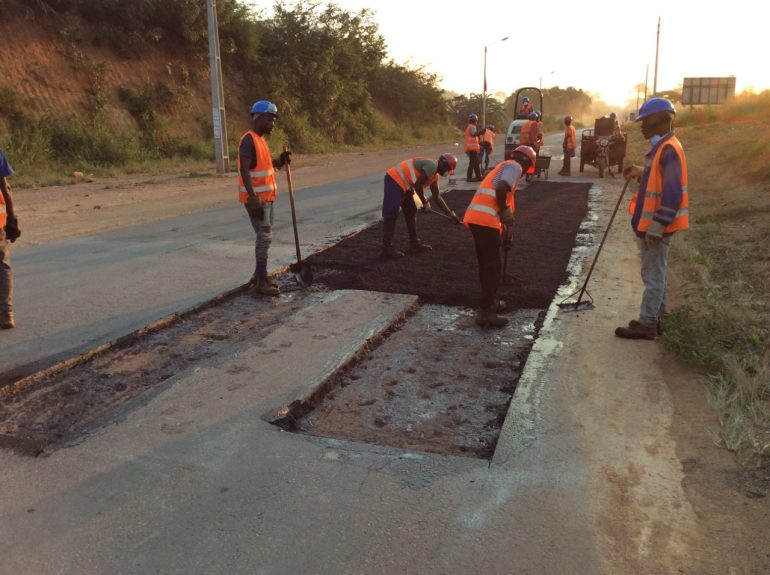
[518,120,533,146]
[0,193,6,228]
[629,136,689,233]
[386,158,438,191]
[464,124,480,151]
[237,131,277,203]
[463,161,522,232]
[564,125,576,150]
[481,129,495,153]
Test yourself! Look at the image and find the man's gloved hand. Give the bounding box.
[278,150,292,167]
[245,196,264,220]
[420,199,431,213]
[449,210,460,224]
[499,207,515,226]
[502,224,513,250]
[645,220,665,247]
[4,216,20,243]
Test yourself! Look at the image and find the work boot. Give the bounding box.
[475,307,508,328]
[0,312,15,329]
[408,241,432,254]
[614,321,656,340]
[249,278,280,296]
[628,319,663,335]
[381,245,405,258]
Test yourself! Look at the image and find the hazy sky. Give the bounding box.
[242,0,766,109]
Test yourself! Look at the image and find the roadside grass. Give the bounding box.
[626,92,770,462]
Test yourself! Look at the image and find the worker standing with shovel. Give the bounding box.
[615,97,688,340]
[237,99,291,296]
[464,145,535,328]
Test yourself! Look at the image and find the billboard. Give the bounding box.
[682,77,736,105]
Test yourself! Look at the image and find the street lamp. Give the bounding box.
[481,36,508,129]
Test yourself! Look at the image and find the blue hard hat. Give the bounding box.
[529,111,538,120]
[468,113,478,122]
[487,124,494,130]
[522,96,530,103]
[636,98,675,121]
[250,100,278,116]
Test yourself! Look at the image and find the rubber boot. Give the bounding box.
[475,306,508,328]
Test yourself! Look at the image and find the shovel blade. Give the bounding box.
[290,262,313,286]
[557,300,595,312]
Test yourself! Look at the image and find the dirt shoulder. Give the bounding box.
[10,143,458,246]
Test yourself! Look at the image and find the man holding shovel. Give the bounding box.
[238,99,291,296]
[616,97,688,340]
[380,154,460,258]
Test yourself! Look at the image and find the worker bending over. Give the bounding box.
[381,154,460,258]
[464,145,536,327]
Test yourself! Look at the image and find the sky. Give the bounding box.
[242,0,767,110]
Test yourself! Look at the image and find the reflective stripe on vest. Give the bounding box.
[629,136,689,233]
[237,131,277,203]
[386,158,438,191]
[463,161,517,232]
[464,124,480,151]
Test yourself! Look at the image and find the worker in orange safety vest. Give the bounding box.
[616,97,688,340]
[464,113,482,182]
[480,124,496,172]
[238,99,292,296]
[381,154,460,258]
[0,148,19,329]
[463,145,536,327]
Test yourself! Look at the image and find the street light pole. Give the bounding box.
[481,36,508,129]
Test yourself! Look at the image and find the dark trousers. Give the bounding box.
[466,150,481,181]
[0,229,12,316]
[469,223,502,309]
[382,175,418,246]
[561,148,573,174]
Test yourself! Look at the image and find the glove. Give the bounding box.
[420,199,431,213]
[4,216,20,243]
[449,210,460,225]
[645,220,665,248]
[245,196,264,220]
[499,207,515,226]
[502,224,513,250]
[279,150,292,166]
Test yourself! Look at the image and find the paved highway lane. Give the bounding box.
[0,170,387,383]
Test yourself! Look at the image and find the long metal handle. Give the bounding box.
[283,144,302,264]
[573,178,631,307]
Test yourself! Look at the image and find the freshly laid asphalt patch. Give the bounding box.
[306,182,591,310]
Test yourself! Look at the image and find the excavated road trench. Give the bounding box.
[0,183,590,458]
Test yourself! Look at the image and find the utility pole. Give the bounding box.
[481,36,508,129]
[653,16,660,96]
[207,0,230,174]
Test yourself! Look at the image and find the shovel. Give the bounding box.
[283,144,313,286]
[558,178,631,312]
